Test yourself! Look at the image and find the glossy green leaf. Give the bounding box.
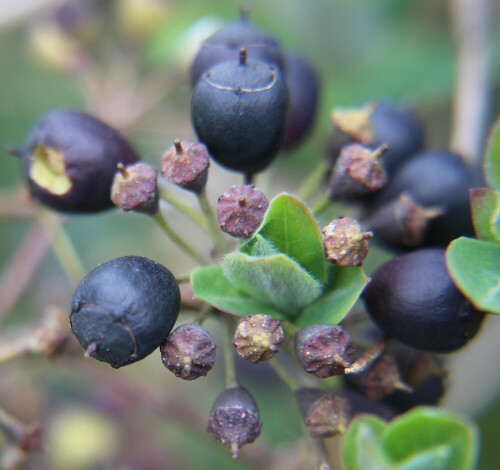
[190,266,286,318]
[342,407,479,470]
[485,117,500,190]
[470,188,500,242]
[382,407,479,470]
[222,252,323,318]
[295,263,370,327]
[446,237,500,314]
[341,415,392,470]
[254,193,327,283]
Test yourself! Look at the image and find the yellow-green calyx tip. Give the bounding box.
[30,145,72,195]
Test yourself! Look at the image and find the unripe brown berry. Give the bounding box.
[160,324,216,380]
[161,139,210,193]
[232,314,284,364]
[322,217,373,266]
[217,185,269,238]
[294,324,356,378]
[111,162,159,214]
[207,386,262,459]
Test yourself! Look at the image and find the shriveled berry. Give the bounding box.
[348,354,412,400]
[322,217,373,266]
[69,256,180,368]
[328,144,388,200]
[294,324,356,378]
[207,386,262,459]
[217,184,269,238]
[111,162,158,214]
[190,10,284,87]
[160,324,216,380]
[282,52,319,149]
[372,150,482,246]
[363,248,484,352]
[331,102,424,175]
[16,109,140,213]
[232,314,284,364]
[161,139,210,193]
[295,388,350,438]
[191,49,288,175]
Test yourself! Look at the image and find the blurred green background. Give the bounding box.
[0,0,499,468]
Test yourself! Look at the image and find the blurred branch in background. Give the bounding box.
[450,0,493,163]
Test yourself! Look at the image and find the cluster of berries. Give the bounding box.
[9,8,487,462]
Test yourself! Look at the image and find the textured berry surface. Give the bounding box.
[191,56,288,174]
[70,256,180,368]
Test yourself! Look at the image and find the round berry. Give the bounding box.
[363,248,484,353]
[191,50,288,175]
[69,256,180,368]
[190,11,284,87]
[372,150,482,246]
[18,109,140,213]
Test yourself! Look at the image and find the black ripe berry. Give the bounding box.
[17,109,140,213]
[372,150,482,246]
[282,52,319,149]
[191,49,288,175]
[331,102,424,175]
[190,11,284,87]
[69,256,180,368]
[363,248,484,353]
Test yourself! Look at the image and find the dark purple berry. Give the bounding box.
[372,150,482,246]
[363,248,484,353]
[69,256,180,368]
[191,49,288,175]
[190,11,284,87]
[160,324,216,380]
[282,52,319,149]
[207,386,262,459]
[17,109,140,213]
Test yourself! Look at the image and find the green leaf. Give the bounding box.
[382,407,479,470]
[295,263,370,327]
[341,407,479,470]
[190,266,286,318]
[446,237,500,314]
[470,188,500,242]
[240,234,279,257]
[341,416,392,470]
[485,117,500,189]
[222,252,323,318]
[254,193,327,283]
